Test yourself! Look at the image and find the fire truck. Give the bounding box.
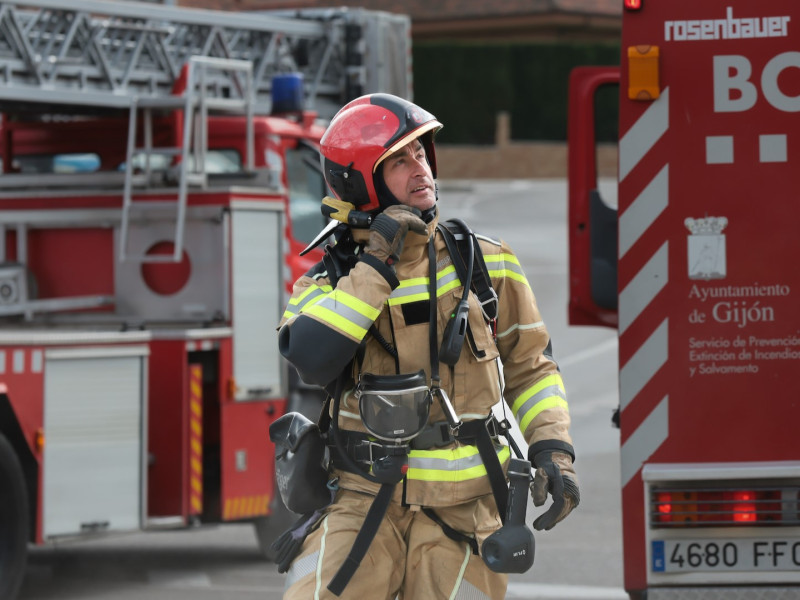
[568,1,800,598]
[0,0,411,597]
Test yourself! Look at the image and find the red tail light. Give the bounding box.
[652,488,793,528]
[624,0,642,9]
[656,492,672,520]
[730,490,756,523]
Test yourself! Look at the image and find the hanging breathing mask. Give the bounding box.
[351,370,432,484]
[355,370,432,443]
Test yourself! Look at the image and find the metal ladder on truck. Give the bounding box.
[118,55,256,263]
[0,0,410,270]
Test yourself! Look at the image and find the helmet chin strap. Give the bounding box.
[421,204,437,224]
[373,162,401,210]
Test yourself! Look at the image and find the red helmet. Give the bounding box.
[320,93,443,213]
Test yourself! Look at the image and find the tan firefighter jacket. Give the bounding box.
[278,211,572,508]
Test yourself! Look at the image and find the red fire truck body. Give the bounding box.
[0,1,412,597]
[0,113,325,590]
[569,1,800,598]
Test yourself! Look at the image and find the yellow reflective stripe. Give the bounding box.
[388,289,429,306]
[501,270,530,287]
[519,397,568,433]
[302,289,380,339]
[437,277,461,295]
[511,373,563,414]
[410,444,481,460]
[485,253,531,289]
[303,304,369,339]
[485,252,520,269]
[387,277,428,306]
[291,284,332,305]
[436,265,461,295]
[399,276,428,288]
[387,266,464,307]
[326,289,381,320]
[406,445,511,483]
[512,374,568,432]
[283,294,325,319]
[283,285,331,319]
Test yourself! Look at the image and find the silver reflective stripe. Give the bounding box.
[619,318,668,411]
[284,549,320,592]
[513,384,566,421]
[449,544,472,600]
[313,294,375,331]
[437,269,462,290]
[619,86,669,182]
[618,241,668,335]
[453,579,490,600]
[409,449,485,472]
[484,254,523,277]
[619,164,669,258]
[389,280,430,303]
[286,287,326,316]
[388,270,462,305]
[621,395,668,487]
[496,320,544,339]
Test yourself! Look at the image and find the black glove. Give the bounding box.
[269,507,327,573]
[363,205,427,267]
[530,450,580,531]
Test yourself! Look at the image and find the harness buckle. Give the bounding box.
[433,387,462,432]
[479,289,498,323]
[411,421,455,450]
[485,415,502,439]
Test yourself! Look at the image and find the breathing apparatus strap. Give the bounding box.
[428,238,440,389]
[428,235,508,524]
[447,418,507,525]
[437,219,498,331]
[327,482,394,596]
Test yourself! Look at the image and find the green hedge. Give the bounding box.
[412,42,621,144]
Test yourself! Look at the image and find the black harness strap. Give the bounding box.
[428,238,440,387]
[327,482,395,596]
[422,507,479,555]
[437,219,498,327]
[326,375,402,596]
[456,419,509,526]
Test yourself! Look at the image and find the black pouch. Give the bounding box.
[269,412,331,514]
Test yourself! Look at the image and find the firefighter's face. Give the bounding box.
[381,139,436,211]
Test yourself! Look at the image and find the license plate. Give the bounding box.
[652,538,800,573]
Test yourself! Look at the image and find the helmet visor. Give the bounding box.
[373,120,442,175]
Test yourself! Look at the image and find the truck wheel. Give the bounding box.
[0,433,29,600]
[253,492,297,561]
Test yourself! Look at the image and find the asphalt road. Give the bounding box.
[19,179,627,600]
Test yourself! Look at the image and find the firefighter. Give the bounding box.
[276,93,579,599]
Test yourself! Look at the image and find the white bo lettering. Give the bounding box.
[714,52,800,113]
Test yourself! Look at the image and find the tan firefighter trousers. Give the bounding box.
[282,488,508,600]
